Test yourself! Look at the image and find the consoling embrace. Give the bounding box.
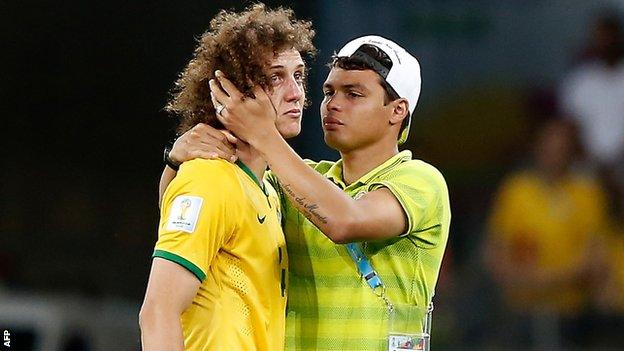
[139,3,450,351]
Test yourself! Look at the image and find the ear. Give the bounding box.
[389,98,409,126]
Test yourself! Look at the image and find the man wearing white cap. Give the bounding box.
[164,35,451,350]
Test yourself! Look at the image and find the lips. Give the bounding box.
[322,116,343,131]
[284,108,301,117]
[322,116,343,125]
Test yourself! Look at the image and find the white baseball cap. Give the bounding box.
[336,35,421,145]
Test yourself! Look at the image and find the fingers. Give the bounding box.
[208,91,219,111]
[251,84,269,103]
[215,70,243,100]
[194,125,236,155]
[189,148,236,163]
[196,138,233,156]
[209,80,229,110]
[169,128,195,163]
[214,104,227,126]
[189,124,225,148]
[218,130,239,144]
[251,84,264,101]
[187,138,236,162]
[200,124,236,147]
[181,123,238,162]
[209,91,230,132]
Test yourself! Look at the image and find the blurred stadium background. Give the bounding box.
[2,0,624,350]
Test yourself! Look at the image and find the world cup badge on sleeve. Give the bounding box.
[167,195,203,233]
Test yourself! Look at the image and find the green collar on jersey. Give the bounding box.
[235,160,267,196]
[325,150,412,190]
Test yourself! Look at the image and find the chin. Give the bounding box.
[323,134,343,151]
[277,121,302,139]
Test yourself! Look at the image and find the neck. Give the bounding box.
[340,139,399,185]
[237,142,267,182]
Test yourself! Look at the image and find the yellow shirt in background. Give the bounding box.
[488,170,608,314]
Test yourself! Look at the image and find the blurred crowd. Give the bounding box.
[478,13,624,350]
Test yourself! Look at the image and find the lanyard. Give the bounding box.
[345,242,394,312]
[345,242,382,289]
[345,242,434,336]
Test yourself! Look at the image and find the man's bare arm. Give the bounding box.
[257,130,406,243]
[139,258,201,351]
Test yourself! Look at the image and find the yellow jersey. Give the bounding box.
[154,159,287,351]
[488,170,608,314]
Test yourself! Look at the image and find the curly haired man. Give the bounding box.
[138,4,315,351]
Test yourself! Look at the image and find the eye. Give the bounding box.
[323,90,333,97]
[294,71,304,83]
[270,73,282,85]
[348,91,363,98]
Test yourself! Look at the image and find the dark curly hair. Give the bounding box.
[166,3,316,134]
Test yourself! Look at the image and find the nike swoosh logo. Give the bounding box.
[257,214,266,224]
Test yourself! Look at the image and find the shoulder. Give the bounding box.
[178,158,237,177]
[371,159,450,212]
[165,159,242,200]
[382,159,447,192]
[175,159,241,187]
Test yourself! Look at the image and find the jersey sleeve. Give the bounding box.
[154,159,238,282]
[368,163,450,248]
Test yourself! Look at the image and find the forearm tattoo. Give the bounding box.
[282,183,328,224]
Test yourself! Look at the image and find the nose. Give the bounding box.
[284,77,303,103]
[324,93,340,112]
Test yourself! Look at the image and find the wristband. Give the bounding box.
[163,147,181,171]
